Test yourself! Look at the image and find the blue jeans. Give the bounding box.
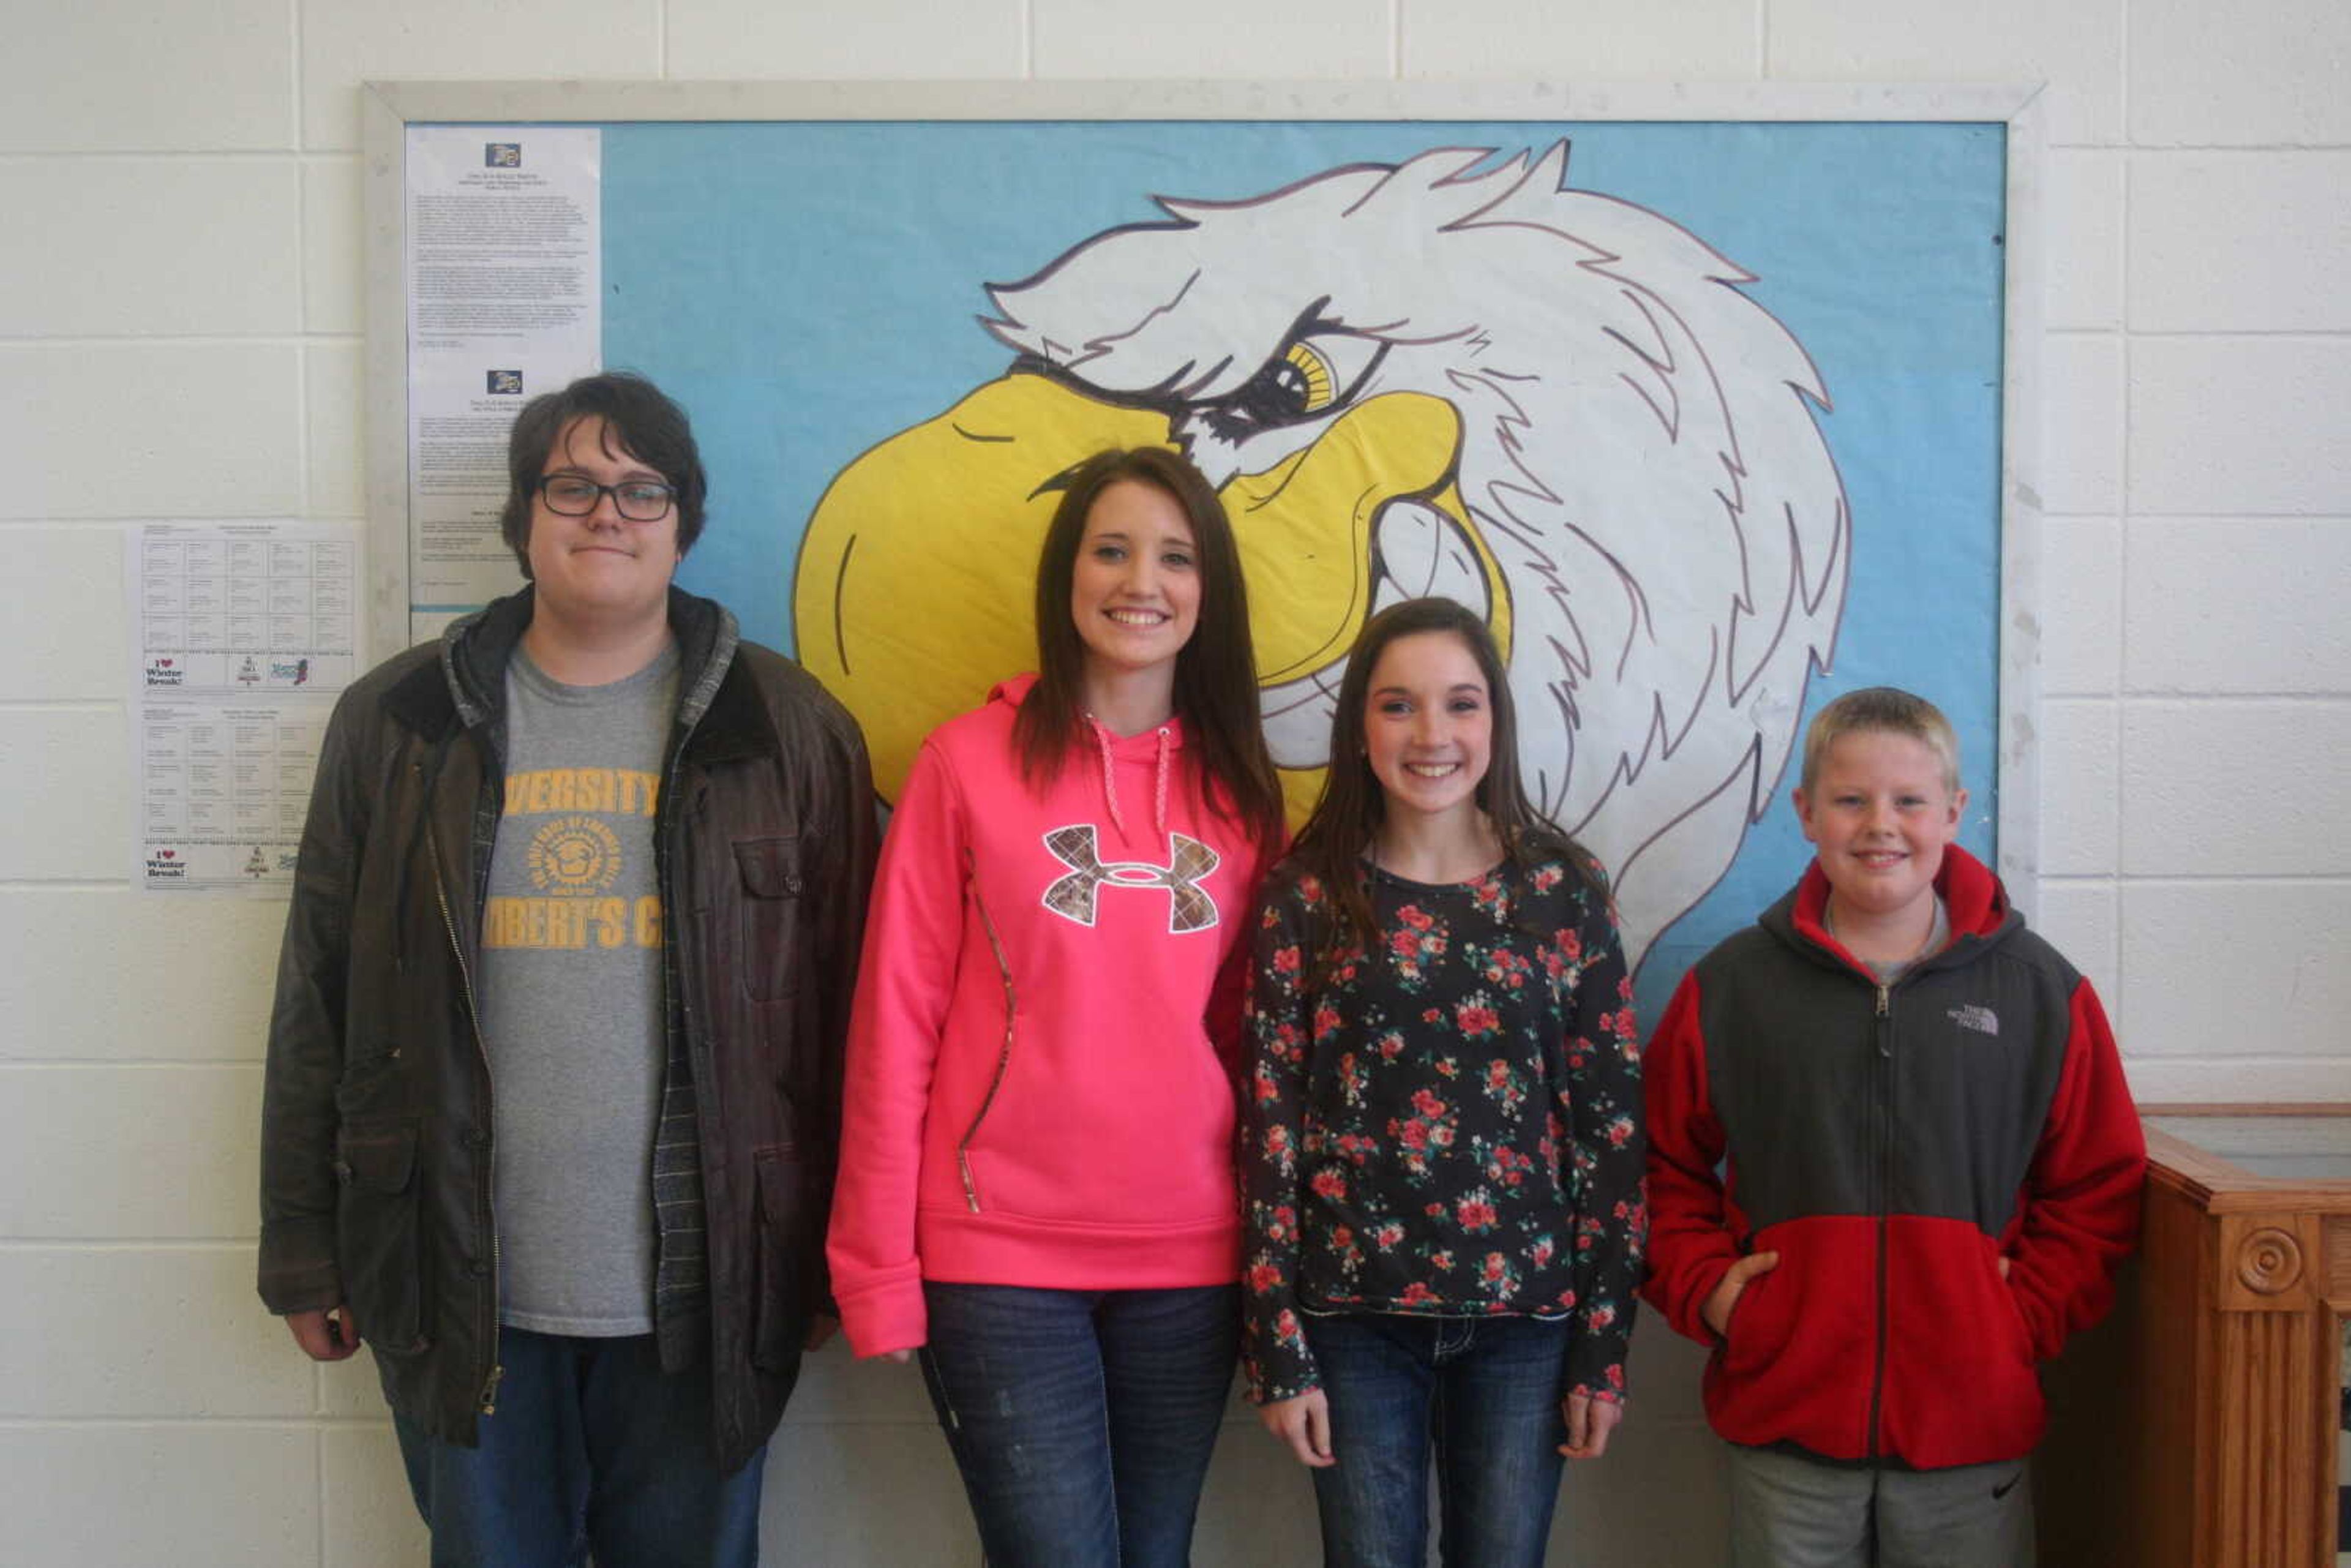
[1306,1313,1570,1568]
[391,1327,765,1568]
[918,1281,1239,1568]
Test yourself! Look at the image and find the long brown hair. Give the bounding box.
[1288,597,1599,977]
[1013,447,1284,850]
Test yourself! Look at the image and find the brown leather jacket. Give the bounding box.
[257,588,876,1471]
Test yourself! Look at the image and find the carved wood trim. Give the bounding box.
[2041,1116,2347,1567]
[2208,1309,2329,1564]
[2325,1214,2350,1308]
[2216,1212,2319,1311]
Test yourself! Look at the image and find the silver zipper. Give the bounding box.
[955,860,1017,1213]
[426,807,502,1418]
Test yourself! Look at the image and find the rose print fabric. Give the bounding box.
[1240,854,1647,1405]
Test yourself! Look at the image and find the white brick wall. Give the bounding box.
[0,0,294,152]
[1403,0,1758,78]
[2129,152,2351,334]
[1031,0,1394,77]
[2129,0,2351,146]
[666,0,1029,77]
[1,1,2341,1561]
[0,1427,320,1568]
[1,345,307,519]
[1767,0,2129,144]
[2043,149,2124,331]
[2042,332,2127,514]
[297,0,661,151]
[0,162,302,338]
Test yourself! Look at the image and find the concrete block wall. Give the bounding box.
[1,1,2341,1561]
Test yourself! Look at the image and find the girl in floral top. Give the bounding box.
[1241,598,1647,1567]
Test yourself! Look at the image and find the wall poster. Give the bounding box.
[129,521,359,892]
[367,82,2044,1017]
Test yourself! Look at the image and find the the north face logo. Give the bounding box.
[1041,825,1220,932]
[1948,1003,2000,1037]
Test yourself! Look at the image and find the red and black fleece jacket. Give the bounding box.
[1642,846,2144,1471]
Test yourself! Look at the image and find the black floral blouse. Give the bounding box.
[1240,853,1647,1406]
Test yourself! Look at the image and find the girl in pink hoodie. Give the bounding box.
[828,447,1284,1567]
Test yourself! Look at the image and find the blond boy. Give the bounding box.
[1642,688,2143,1567]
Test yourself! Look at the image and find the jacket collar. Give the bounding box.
[1766,842,2016,975]
[377,585,749,748]
[687,648,781,764]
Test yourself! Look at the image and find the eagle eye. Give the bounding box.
[1201,333,1384,443]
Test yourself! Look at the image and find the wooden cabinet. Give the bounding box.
[2040,1109,2351,1568]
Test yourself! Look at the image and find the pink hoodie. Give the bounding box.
[827,676,1273,1357]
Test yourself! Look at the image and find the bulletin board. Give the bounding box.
[362,80,2048,1021]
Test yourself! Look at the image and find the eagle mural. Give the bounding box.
[794,143,1849,972]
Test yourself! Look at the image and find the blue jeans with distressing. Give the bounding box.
[918,1281,1239,1568]
[1306,1312,1571,1568]
[391,1327,765,1568]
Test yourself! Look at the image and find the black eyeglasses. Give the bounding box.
[536,475,677,522]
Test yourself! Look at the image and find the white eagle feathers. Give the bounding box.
[984,144,1850,967]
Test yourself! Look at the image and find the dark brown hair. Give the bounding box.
[498,371,708,577]
[1288,597,1598,977]
[1013,447,1284,850]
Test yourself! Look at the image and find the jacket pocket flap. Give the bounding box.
[754,1142,806,1217]
[733,836,803,899]
[336,1123,418,1194]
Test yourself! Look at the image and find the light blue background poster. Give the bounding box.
[569,117,2003,1019]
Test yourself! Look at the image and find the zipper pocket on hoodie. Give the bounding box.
[956,853,1017,1212]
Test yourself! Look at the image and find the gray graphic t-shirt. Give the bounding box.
[480,642,680,1335]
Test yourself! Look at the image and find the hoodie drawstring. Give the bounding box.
[1085,717,1174,844]
[1151,726,1171,839]
[1088,718,1127,840]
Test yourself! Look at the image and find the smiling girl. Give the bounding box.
[1240,596,1646,1567]
[827,447,1284,1567]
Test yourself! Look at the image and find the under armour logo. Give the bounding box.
[1041,824,1220,932]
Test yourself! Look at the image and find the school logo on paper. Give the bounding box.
[485,143,521,169]
[1040,825,1220,933]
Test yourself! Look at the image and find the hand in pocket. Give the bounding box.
[1701,1250,1782,1339]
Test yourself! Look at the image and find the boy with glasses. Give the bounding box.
[258,371,877,1566]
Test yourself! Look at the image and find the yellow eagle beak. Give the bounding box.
[794,372,1502,820]
[1220,391,1505,821]
[792,373,1168,797]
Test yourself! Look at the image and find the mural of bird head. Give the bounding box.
[795,142,1848,970]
